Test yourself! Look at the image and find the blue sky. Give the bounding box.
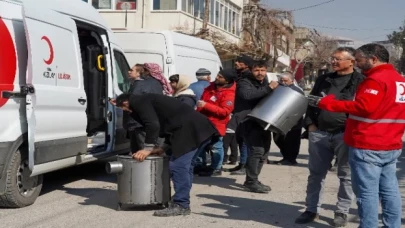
[262,0,405,45]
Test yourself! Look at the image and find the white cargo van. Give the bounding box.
[0,0,133,207]
[114,30,222,83]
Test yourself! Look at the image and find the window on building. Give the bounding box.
[187,0,193,14]
[199,0,204,19]
[232,11,236,34]
[92,0,112,9]
[224,7,228,31]
[215,1,219,26]
[153,0,177,10]
[219,4,223,28]
[91,0,137,10]
[236,13,240,36]
[210,0,215,24]
[228,9,232,32]
[194,0,199,17]
[182,0,186,11]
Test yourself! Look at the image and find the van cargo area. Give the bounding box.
[77,26,108,153]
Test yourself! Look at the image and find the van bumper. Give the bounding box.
[0,135,25,195]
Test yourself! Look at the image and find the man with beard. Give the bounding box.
[195,69,237,176]
[224,55,254,175]
[296,47,364,227]
[308,43,405,228]
[238,60,279,193]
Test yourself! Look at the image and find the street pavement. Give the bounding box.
[0,137,404,228]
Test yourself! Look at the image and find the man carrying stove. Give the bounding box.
[114,93,219,217]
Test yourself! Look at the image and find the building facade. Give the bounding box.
[81,0,243,66]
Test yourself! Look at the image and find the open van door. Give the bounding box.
[22,2,87,172]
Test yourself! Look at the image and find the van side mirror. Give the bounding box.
[97,55,105,72]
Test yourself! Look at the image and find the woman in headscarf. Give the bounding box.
[169,74,197,107]
[143,63,173,95]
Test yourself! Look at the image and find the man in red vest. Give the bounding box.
[308,43,404,228]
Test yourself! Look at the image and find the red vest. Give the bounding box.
[344,64,405,150]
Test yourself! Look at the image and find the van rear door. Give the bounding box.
[22,2,87,171]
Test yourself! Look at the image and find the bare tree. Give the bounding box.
[202,0,210,31]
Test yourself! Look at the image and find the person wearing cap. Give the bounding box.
[194,68,237,176]
[189,68,211,100]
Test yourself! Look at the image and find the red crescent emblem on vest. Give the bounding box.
[0,17,17,108]
[41,36,54,65]
[400,84,405,96]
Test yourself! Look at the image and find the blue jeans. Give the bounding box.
[239,141,248,164]
[349,147,402,228]
[170,149,198,209]
[194,137,224,170]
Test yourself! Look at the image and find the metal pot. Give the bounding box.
[106,155,170,210]
[248,85,308,135]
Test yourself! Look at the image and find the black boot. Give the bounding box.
[243,182,269,193]
[199,168,222,177]
[153,203,191,217]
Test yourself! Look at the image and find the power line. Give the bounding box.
[295,22,397,31]
[290,0,336,12]
[261,0,336,12]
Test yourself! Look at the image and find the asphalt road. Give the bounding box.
[0,138,404,228]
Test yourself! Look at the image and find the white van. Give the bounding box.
[0,0,133,207]
[114,29,222,83]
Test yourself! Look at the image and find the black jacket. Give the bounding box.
[123,77,164,130]
[176,95,197,107]
[304,70,365,133]
[228,73,274,131]
[128,94,219,158]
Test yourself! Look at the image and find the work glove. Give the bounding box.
[307,92,326,107]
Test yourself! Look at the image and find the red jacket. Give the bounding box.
[197,82,236,136]
[319,64,405,151]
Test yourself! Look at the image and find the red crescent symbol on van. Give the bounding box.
[0,17,17,108]
[400,84,405,96]
[41,36,54,65]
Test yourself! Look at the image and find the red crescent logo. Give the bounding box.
[0,17,17,108]
[41,36,54,65]
[400,84,405,96]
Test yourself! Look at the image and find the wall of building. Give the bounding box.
[84,0,242,45]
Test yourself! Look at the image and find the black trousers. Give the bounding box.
[273,128,302,162]
[242,121,271,184]
[223,133,238,163]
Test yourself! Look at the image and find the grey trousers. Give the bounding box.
[305,130,354,214]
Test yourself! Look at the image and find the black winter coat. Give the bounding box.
[128,94,219,158]
[304,70,365,132]
[123,77,164,130]
[228,73,274,131]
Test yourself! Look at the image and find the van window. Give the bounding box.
[113,50,131,93]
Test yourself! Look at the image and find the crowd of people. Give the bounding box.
[110,43,404,228]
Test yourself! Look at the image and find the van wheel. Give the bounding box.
[0,149,43,208]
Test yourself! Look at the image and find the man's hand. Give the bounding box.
[269,81,279,90]
[308,124,318,132]
[109,98,116,106]
[196,100,206,108]
[307,92,327,107]
[132,150,152,162]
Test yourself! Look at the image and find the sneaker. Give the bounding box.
[269,159,286,164]
[333,212,348,227]
[295,211,319,224]
[153,203,191,217]
[199,169,222,177]
[224,163,243,172]
[243,182,269,193]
